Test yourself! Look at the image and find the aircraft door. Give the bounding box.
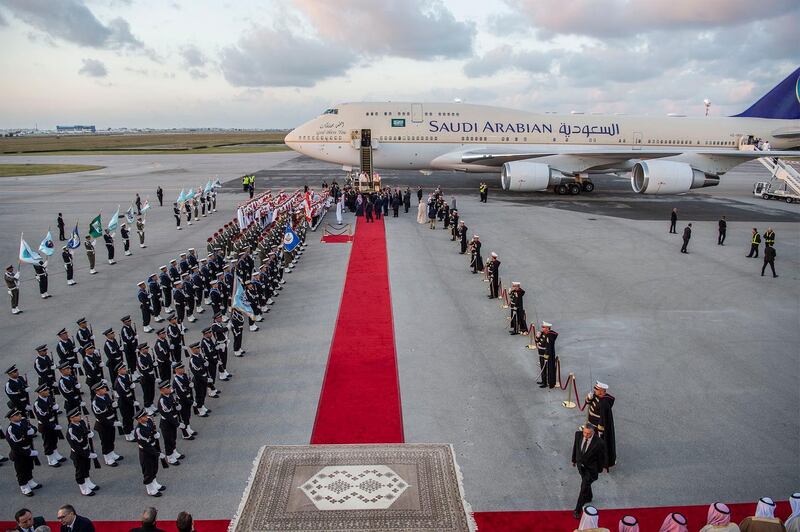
[633,131,643,149]
[361,129,371,147]
[412,103,423,123]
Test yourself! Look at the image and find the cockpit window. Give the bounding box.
[322,108,339,115]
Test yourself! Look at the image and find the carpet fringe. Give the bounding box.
[449,444,478,532]
[228,445,266,532]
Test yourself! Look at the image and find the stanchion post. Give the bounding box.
[525,325,537,350]
[562,372,577,409]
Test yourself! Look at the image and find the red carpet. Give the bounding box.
[321,234,353,243]
[311,216,404,444]
[0,520,229,532]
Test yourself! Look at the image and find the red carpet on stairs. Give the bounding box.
[311,216,404,444]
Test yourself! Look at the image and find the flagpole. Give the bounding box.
[18,232,23,268]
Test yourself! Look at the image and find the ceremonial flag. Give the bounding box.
[203,180,212,194]
[176,189,186,203]
[303,191,313,222]
[141,199,150,214]
[19,235,42,264]
[107,205,120,233]
[88,214,103,238]
[67,223,81,249]
[232,280,255,318]
[125,205,136,224]
[38,231,55,256]
[213,179,222,189]
[185,187,195,200]
[283,224,300,252]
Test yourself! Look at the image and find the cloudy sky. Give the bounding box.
[0,0,797,129]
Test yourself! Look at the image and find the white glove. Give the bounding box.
[133,401,140,407]
[178,423,185,429]
[154,432,161,439]
[80,401,86,407]
[25,386,31,392]
[25,405,32,411]
[30,450,39,457]
[75,383,82,389]
[175,404,181,411]
[207,378,213,383]
[53,404,61,412]
[55,424,62,430]
[27,428,35,435]
[130,383,136,390]
[88,431,95,438]
[89,452,97,459]
[113,421,122,427]
[159,453,165,460]
[112,401,118,408]
[99,362,105,368]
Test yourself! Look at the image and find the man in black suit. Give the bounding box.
[14,508,46,532]
[56,504,95,532]
[571,423,607,519]
[680,223,692,253]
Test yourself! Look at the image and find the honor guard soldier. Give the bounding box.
[84,235,97,274]
[81,344,104,392]
[33,384,66,467]
[469,235,483,274]
[487,252,501,299]
[113,363,137,441]
[212,313,232,380]
[120,315,139,376]
[182,274,197,323]
[103,229,116,264]
[172,279,187,330]
[154,328,172,381]
[120,223,132,256]
[188,343,210,417]
[90,381,123,466]
[173,203,182,230]
[586,381,616,470]
[230,308,246,357]
[65,408,98,496]
[157,381,184,465]
[134,409,166,497]
[244,280,263,324]
[184,200,193,225]
[166,313,184,364]
[192,196,199,219]
[159,265,173,311]
[168,259,181,283]
[138,281,154,333]
[32,260,50,299]
[208,279,223,317]
[102,329,123,382]
[5,264,22,314]
[56,328,81,375]
[171,363,196,439]
[62,245,76,285]
[148,274,164,323]
[6,408,41,496]
[200,328,221,397]
[450,210,459,241]
[458,221,469,253]
[34,345,57,391]
[136,216,146,248]
[76,317,95,350]
[535,322,559,389]
[508,282,528,335]
[188,248,199,269]
[58,362,83,414]
[5,364,32,415]
[191,267,205,313]
[137,343,157,414]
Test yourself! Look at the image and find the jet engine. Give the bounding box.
[500,161,556,191]
[631,160,719,194]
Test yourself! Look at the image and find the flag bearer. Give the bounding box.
[62,245,76,285]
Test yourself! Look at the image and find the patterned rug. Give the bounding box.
[231,444,476,532]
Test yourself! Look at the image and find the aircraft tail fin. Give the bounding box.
[734,67,800,119]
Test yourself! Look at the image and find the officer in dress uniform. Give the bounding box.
[120,315,139,377]
[148,274,164,323]
[57,362,83,414]
[230,307,246,357]
[166,313,183,364]
[65,408,98,496]
[535,322,559,389]
[120,223,132,256]
[172,279,187,330]
[459,221,469,254]
[171,363,196,439]
[200,328,221,397]
[113,363,137,441]
[157,381,184,465]
[188,343,210,417]
[5,408,41,496]
[138,281,154,333]
[5,364,31,415]
[168,259,181,284]
[487,252,501,299]
[32,384,66,467]
[80,344,104,392]
[34,345,57,392]
[212,313,232,380]
[469,235,483,274]
[136,216,146,248]
[208,279,223,317]
[62,245,76,286]
[56,328,81,376]
[184,200,193,225]
[173,203,182,230]
[76,317,95,351]
[182,274,197,323]
[508,282,528,335]
[154,328,172,381]
[5,264,22,314]
[586,381,616,470]
[103,229,116,265]
[32,260,50,299]
[84,236,97,275]
[90,381,123,466]
[137,343,157,414]
[134,409,166,497]
[159,265,173,311]
[102,329,123,383]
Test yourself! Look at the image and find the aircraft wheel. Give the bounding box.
[581,181,595,192]
[785,197,794,203]
[556,184,568,195]
[568,183,581,195]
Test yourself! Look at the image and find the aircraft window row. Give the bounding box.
[298,135,344,141]
[461,137,489,142]
[644,139,735,146]
[437,112,460,116]
[379,136,439,141]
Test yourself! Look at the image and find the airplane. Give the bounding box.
[284,67,800,195]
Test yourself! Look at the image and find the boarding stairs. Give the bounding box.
[360,144,373,181]
[758,156,800,196]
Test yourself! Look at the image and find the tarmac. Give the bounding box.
[0,152,797,520]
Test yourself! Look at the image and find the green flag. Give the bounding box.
[88,214,103,238]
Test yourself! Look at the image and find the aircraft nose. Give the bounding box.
[284,128,300,151]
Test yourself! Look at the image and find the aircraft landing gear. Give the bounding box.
[581,180,595,192]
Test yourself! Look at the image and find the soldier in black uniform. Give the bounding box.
[200,328,220,397]
[183,274,197,323]
[32,384,66,466]
[120,315,138,378]
[168,259,181,284]
[90,381,123,466]
[230,307,246,357]
[5,264,22,314]
[5,364,31,415]
[172,279,187,331]
[508,282,528,335]
[56,328,81,376]
[212,313,232,380]
[586,381,616,470]
[188,343,209,417]
[138,281,154,333]
[57,362,83,414]
[449,209,459,241]
[173,203,182,230]
[80,344,104,392]
[120,223,132,256]
[166,313,183,364]
[134,409,166,497]
[32,260,50,299]
[171,363,196,439]
[536,322,559,389]
[75,318,95,351]
[469,235,483,274]
[159,265,173,311]
[113,363,137,441]
[184,200,193,226]
[208,279,223,317]
[103,229,116,265]
[5,408,41,496]
[102,329,123,383]
[157,381,184,465]
[62,245,77,286]
[137,343,157,414]
[458,221,468,253]
[487,252,501,299]
[148,274,164,323]
[34,345,57,392]
[154,328,172,382]
[65,408,98,496]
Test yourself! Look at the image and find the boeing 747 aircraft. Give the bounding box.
[285,68,800,195]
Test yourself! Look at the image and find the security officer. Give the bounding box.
[5,364,32,415]
[134,409,165,497]
[508,282,528,335]
[62,245,76,285]
[136,216,146,248]
[137,343,157,414]
[5,264,22,314]
[33,345,57,391]
[57,362,83,414]
[154,328,172,382]
[171,363,196,439]
[90,381,123,466]
[113,363,137,441]
[103,229,116,265]
[84,235,97,275]
[188,342,210,417]
[157,381,184,465]
[764,226,776,247]
[32,260,50,299]
[32,384,66,467]
[138,281,153,333]
[5,408,41,496]
[120,223,132,256]
[747,228,761,258]
[65,407,97,496]
[120,315,139,377]
[487,252,501,299]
